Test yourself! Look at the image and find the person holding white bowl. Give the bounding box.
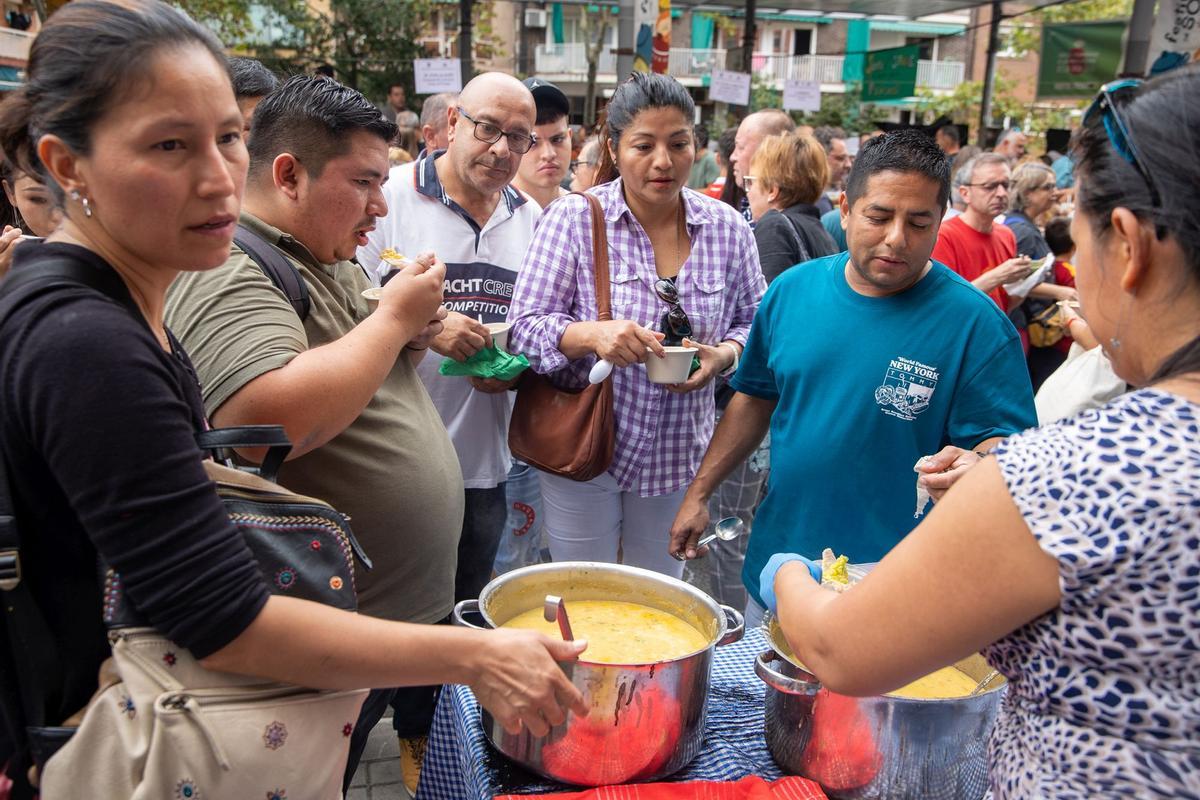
[508,72,765,577]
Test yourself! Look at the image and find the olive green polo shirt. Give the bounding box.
[165,212,463,624]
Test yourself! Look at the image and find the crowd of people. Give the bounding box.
[0,0,1195,798]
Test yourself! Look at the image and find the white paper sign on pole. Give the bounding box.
[414,58,463,94]
[782,79,821,112]
[843,137,860,157]
[1146,0,1200,76]
[709,69,751,106]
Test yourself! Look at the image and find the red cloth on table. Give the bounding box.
[1053,259,1077,353]
[931,215,1016,311]
[496,776,827,799]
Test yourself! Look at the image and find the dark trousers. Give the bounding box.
[342,485,508,790]
[1029,346,1068,393]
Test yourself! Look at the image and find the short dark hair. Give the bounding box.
[388,82,405,94]
[229,56,279,100]
[694,125,709,150]
[248,75,398,181]
[596,72,694,184]
[812,125,846,152]
[0,0,226,200]
[1043,216,1073,256]
[717,127,737,161]
[536,106,567,127]
[845,129,951,210]
[937,124,961,146]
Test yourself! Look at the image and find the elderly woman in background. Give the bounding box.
[1006,160,1078,389]
[745,132,838,282]
[764,69,1200,798]
[509,72,765,577]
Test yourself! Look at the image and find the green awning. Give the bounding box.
[867,20,965,34]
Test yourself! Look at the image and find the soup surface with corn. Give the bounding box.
[502,600,709,664]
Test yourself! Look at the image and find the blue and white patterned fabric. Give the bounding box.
[987,389,1200,799]
[416,627,783,799]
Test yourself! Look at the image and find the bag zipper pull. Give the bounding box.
[163,694,233,771]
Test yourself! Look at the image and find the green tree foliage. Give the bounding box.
[1005,0,1133,57]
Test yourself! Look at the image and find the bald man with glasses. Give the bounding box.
[358,72,543,791]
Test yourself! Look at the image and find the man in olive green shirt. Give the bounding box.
[165,75,459,789]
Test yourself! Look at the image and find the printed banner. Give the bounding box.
[634,0,655,72]
[1036,21,1124,98]
[709,69,751,106]
[783,79,821,112]
[414,58,463,94]
[861,46,919,102]
[1147,0,1200,75]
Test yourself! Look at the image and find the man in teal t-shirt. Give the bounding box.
[669,131,1036,612]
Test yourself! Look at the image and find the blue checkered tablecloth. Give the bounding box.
[416,626,783,800]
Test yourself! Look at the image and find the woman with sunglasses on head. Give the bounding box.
[762,67,1200,798]
[508,72,766,578]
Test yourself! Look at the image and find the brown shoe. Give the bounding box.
[397,734,428,795]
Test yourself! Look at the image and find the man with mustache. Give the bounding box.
[358,71,541,791]
[163,75,460,791]
[670,131,1036,626]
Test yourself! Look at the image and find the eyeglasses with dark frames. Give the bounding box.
[1082,79,1162,210]
[456,106,537,155]
[654,278,693,345]
[963,180,1011,193]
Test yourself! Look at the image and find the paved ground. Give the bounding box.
[347,713,413,800]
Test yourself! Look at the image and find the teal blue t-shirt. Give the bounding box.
[732,252,1036,606]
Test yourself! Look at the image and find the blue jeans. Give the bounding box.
[492,462,547,575]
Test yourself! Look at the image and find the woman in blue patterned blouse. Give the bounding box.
[764,68,1200,797]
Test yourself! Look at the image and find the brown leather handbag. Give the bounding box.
[508,192,615,481]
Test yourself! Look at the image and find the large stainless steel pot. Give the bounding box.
[453,561,744,786]
[756,614,1004,800]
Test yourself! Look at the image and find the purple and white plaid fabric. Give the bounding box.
[509,179,766,497]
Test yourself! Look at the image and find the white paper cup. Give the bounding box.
[485,322,512,352]
[644,346,696,384]
[361,287,383,311]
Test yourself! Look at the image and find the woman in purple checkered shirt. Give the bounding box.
[509,73,766,577]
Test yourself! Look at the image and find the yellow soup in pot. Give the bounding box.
[887,666,979,699]
[502,600,709,665]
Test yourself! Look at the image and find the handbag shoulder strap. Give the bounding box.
[570,191,612,322]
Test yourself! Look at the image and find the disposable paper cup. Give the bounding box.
[485,322,512,352]
[645,346,696,384]
[361,287,383,311]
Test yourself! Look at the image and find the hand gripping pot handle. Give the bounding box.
[452,599,490,630]
[717,605,745,646]
[755,649,821,696]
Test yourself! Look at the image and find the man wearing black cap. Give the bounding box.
[513,77,572,210]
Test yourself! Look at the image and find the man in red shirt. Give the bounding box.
[933,153,1031,310]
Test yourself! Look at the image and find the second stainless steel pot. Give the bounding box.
[454,561,744,786]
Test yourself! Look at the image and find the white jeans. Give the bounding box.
[537,470,687,578]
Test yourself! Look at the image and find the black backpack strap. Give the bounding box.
[233,224,311,322]
[196,425,293,485]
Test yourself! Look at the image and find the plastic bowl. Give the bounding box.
[645,346,696,384]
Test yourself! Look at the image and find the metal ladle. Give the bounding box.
[543,594,574,641]
[969,668,1000,696]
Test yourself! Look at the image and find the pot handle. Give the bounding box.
[716,605,744,646]
[754,649,821,696]
[452,599,490,630]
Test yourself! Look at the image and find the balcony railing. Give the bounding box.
[533,43,964,93]
[534,43,725,80]
[0,28,33,63]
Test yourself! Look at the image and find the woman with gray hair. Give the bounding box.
[1005,161,1077,388]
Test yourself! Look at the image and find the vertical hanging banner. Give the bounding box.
[651,0,672,73]
[861,45,919,102]
[1037,21,1124,98]
[634,0,655,72]
[1147,0,1200,75]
